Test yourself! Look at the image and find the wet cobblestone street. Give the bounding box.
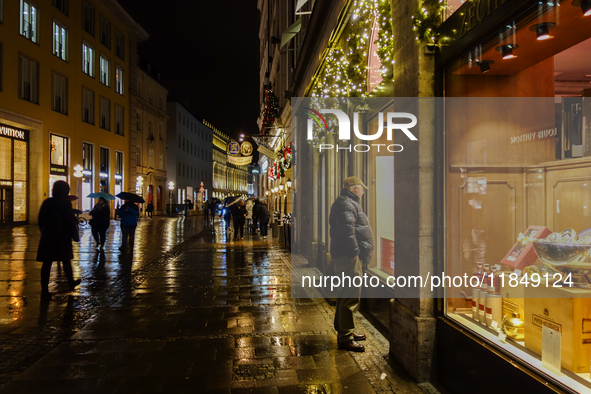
[0,217,427,393]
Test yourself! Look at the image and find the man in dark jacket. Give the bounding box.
[117,199,139,251]
[253,200,270,238]
[36,181,81,300]
[329,176,374,352]
[90,197,110,249]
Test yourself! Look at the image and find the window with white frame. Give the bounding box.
[99,54,110,86]
[148,149,154,168]
[53,0,68,15]
[115,29,124,60]
[83,2,94,36]
[53,20,68,61]
[20,0,38,43]
[18,54,38,103]
[115,65,124,95]
[100,16,110,49]
[52,71,67,115]
[114,104,124,136]
[82,41,95,77]
[81,86,94,124]
[99,96,110,130]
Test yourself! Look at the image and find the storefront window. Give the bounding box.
[0,125,28,223]
[50,134,68,196]
[82,142,93,211]
[99,147,109,193]
[115,151,123,197]
[443,2,591,391]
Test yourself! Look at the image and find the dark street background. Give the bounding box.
[117,0,261,139]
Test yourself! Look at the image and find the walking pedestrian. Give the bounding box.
[245,199,254,233]
[89,197,110,249]
[223,202,233,232]
[36,180,81,300]
[329,176,374,352]
[203,200,210,225]
[118,199,140,252]
[233,200,247,241]
[254,200,270,238]
[146,202,154,218]
[209,198,218,224]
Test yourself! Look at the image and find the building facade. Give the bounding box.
[165,102,213,211]
[263,0,591,393]
[0,0,147,224]
[212,128,248,200]
[134,64,168,214]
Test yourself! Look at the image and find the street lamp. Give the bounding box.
[73,164,83,210]
[168,181,174,217]
[286,178,292,189]
[136,175,143,195]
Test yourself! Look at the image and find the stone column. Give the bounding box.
[388,0,437,383]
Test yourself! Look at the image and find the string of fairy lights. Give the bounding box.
[310,0,394,98]
[411,0,445,44]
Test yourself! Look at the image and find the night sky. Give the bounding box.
[117,0,261,140]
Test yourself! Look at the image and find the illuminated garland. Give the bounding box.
[310,0,394,99]
[411,0,443,44]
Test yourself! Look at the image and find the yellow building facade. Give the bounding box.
[0,0,147,224]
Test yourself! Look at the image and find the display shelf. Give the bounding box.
[450,312,591,392]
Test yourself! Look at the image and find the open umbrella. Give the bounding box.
[116,192,145,204]
[87,192,115,201]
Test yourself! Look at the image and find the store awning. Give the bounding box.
[281,18,302,49]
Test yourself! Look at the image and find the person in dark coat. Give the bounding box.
[233,200,247,241]
[329,176,374,353]
[146,202,154,218]
[117,199,140,251]
[89,197,110,249]
[223,201,233,232]
[253,200,270,238]
[36,180,81,300]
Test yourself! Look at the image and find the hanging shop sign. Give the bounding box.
[257,145,277,159]
[227,142,240,156]
[50,165,67,175]
[0,124,28,141]
[227,155,253,166]
[240,141,253,156]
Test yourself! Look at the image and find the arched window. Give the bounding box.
[136,145,141,166]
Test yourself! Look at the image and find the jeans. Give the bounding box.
[233,220,244,239]
[41,260,75,293]
[91,225,108,246]
[121,224,137,249]
[332,255,362,343]
[259,218,269,236]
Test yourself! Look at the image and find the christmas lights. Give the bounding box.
[411,0,444,44]
[310,0,394,99]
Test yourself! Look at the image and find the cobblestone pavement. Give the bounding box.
[0,218,428,393]
[0,214,204,386]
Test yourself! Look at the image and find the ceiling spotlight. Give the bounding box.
[572,0,591,16]
[496,44,519,59]
[475,60,494,73]
[529,22,556,40]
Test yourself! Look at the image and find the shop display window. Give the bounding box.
[444,1,591,391]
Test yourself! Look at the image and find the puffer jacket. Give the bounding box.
[329,188,374,263]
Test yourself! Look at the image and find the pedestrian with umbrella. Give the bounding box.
[89,197,111,249]
[116,192,143,252]
[36,180,81,300]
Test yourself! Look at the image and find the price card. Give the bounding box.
[498,332,507,342]
[542,326,561,375]
[491,321,499,330]
[514,269,522,276]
